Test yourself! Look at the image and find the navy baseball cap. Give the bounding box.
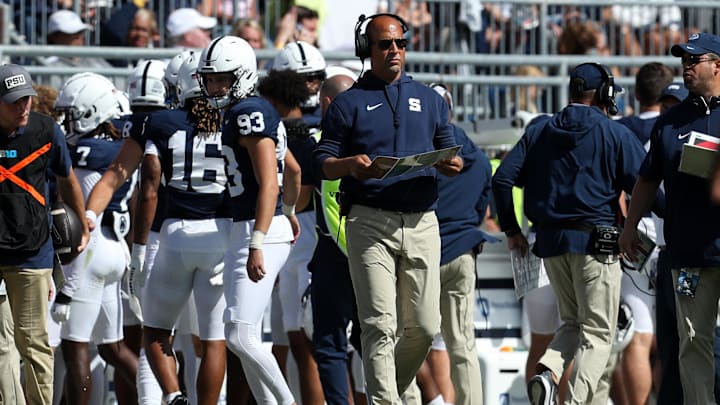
[659,82,689,102]
[0,64,36,103]
[569,63,623,93]
[671,33,720,57]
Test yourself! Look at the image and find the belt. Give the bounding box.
[535,221,595,233]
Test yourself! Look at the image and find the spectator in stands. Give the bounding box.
[231,18,267,49]
[476,3,543,56]
[601,3,683,55]
[198,0,258,24]
[45,9,113,69]
[557,20,608,57]
[101,5,160,67]
[166,8,216,49]
[275,5,320,48]
[390,0,433,51]
[557,22,628,113]
[511,65,544,114]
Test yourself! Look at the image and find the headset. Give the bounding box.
[573,62,618,116]
[354,13,409,60]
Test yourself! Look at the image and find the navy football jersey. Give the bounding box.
[222,96,286,221]
[72,133,136,214]
[133,108,230,220]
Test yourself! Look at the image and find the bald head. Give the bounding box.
[320,74,355,115]
[366,15,404,43]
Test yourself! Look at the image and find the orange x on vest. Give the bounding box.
[0,142,52,205]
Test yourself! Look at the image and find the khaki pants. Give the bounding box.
[439,252,483,405]
[539,254,621,405]
[0,292,25,405]
[0,267,53,405]
[346,205,441,405]
[673,267,720,405]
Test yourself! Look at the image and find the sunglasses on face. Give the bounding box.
[681,54,718,67]
[374,38,408,51]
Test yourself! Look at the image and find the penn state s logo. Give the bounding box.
[409,98,422,112]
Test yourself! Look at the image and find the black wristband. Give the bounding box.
[54,291,72,304]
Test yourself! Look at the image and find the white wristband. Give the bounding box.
[85,210,98,225]
[131,243,146,258]
[282,202,296,217]
[249,230,266,250]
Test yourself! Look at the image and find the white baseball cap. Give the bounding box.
[48,10,93,35]
[166,8,217,38]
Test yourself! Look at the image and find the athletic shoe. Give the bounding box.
[168,395,190,405]
[527,370,557,405]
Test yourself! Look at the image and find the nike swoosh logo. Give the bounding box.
[366,103,383,111]
[678,133,690,139]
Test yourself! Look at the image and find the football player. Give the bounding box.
[51,72,139,405]
[256,68,325,405]
[272,41,327,130]
[85,53,230,405]
[198,35,300,405]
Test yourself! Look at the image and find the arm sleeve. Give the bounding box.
[476,151,493,219]
[639,121,665,182]
[492,134,531,233]
[433,97,456,150]
[618,127,648,194]
[49,124,71,178]
[313,102,350,180]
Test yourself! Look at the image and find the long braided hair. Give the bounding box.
[189,96,222,136]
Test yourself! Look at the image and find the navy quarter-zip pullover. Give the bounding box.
[314,71,456,212]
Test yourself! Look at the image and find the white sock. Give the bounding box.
[164,391,182,403]
[427,394,445,405]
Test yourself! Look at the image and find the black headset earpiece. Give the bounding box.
[354,13,409,60]
[596,63,617,115]
[583,62,618,116]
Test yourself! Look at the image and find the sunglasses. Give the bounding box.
[681,54,718,67]
[374,38,408,50]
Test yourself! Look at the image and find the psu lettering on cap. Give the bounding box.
[5,74,27,89]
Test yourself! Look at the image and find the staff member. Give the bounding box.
[313,13,462,404]
[493,63,648,405]
[0,64,88,405]
[621,33,720,405]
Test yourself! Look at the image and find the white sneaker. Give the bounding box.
[527,370,557,405]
